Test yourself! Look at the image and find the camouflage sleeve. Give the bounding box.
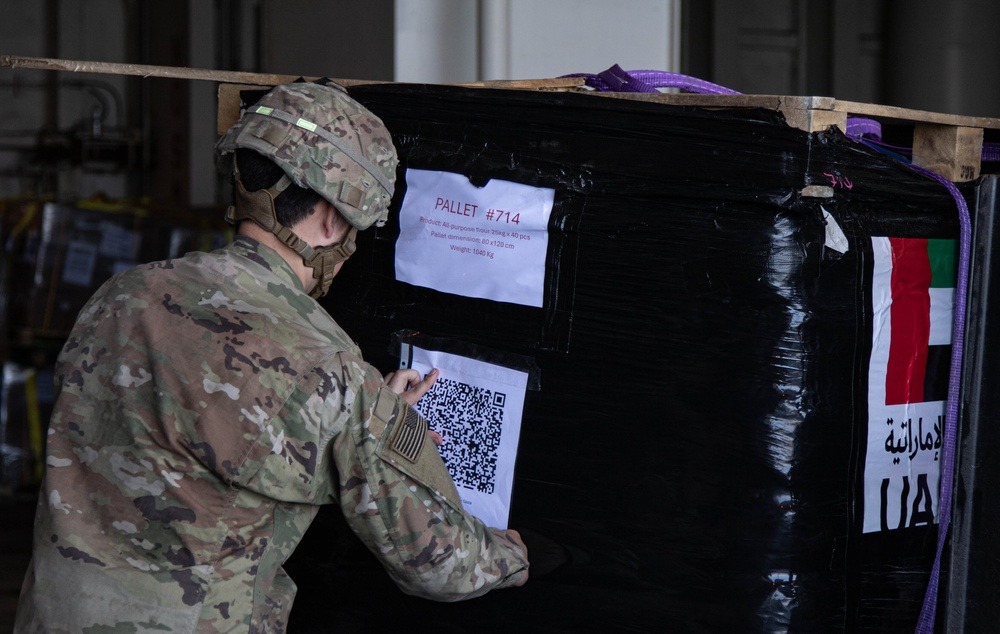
[329,352,529,601]
[231,349,527,600]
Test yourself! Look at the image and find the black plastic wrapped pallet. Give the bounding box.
[277,85,966,632]
[944,175,1000,632]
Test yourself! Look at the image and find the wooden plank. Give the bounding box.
[781,107,848,134]
[8,55,1000,130]
[588,93,847,132]
[2,55,585,92]
[2,54,303,86]
[833,99,1000,131]
[9,54,998,184]
[217,83,259,135]
[912,124,985,183]
[587,91,1000,131]
[457,77,587,90]
[588,92,833,113]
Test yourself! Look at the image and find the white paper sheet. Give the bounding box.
[401,344,528,529]
[395,169,555,307]
[98,221,138,258]
[61,241,98,287]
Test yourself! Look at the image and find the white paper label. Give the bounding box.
[62,241,98,287]
[403,345,528,529]
[395,169,555,307]
[98,221,138,258]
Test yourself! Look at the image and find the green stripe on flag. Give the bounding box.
[928,239,957,288]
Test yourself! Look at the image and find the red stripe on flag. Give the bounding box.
[885,238,931,405]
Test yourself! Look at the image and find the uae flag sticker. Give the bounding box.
[864,236,956,534]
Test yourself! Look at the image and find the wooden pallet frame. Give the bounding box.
[598,92,996,184]
[5,55,1000,185]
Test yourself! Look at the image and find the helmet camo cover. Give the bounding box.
[216,82,397,230]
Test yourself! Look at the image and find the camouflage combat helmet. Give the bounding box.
[215,82,398,298]
[216,81,397,230]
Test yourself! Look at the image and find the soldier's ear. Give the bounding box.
[323,204,348,241]
[320,203,335,240]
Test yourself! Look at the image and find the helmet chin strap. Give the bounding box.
[226,164,357,298]
[301,225,357,298]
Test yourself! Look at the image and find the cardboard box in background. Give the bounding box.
[0,200,229,491]
[4,201,230,339]
[23,203,145,336]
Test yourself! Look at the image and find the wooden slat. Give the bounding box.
[2,54,305,86]
[912,124,985,183]
[2,55,585,92]
[8,55,1000,184]
[457,77,587,91]
[832,99,1000,131]
[588,92,1000,132]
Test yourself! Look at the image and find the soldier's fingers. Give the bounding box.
[428,429,444,446]
[412,368,439,396]
[385,369,420,394]
[401,368,439,405]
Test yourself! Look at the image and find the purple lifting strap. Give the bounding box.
[907,165,970,634]
[568,64,740,95]
[593,64,659,93]
[582,65,999,164]
[846,117,883,139]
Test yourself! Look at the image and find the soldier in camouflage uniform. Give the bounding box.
[15,82,528,633]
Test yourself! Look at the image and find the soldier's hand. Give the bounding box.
[384,368,439,406]
[503,529,529,586]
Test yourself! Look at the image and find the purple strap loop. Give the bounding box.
[594,64,659,94]
[846,117,883,140]
[568,65,741,95]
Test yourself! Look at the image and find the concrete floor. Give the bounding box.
[0,494,34,632]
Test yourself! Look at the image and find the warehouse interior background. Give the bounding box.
[2,0,1000,628]
[1,0,999,208]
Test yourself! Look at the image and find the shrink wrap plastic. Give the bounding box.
[279,84,970,632]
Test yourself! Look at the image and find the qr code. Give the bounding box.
[417,377,506,494]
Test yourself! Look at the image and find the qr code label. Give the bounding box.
[418,377,506,494]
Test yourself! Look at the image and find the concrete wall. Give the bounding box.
[4,1,996,206]
[393,0,680,82]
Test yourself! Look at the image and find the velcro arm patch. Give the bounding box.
[370,387,463,512]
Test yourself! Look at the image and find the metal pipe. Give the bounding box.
[478,0,510,81]
[44,0,60,132]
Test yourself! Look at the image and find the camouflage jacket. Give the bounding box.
[16,237,528,633]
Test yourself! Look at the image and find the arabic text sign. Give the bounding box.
[395,169,554,307]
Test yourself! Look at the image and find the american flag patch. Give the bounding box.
[390,408,426,463]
